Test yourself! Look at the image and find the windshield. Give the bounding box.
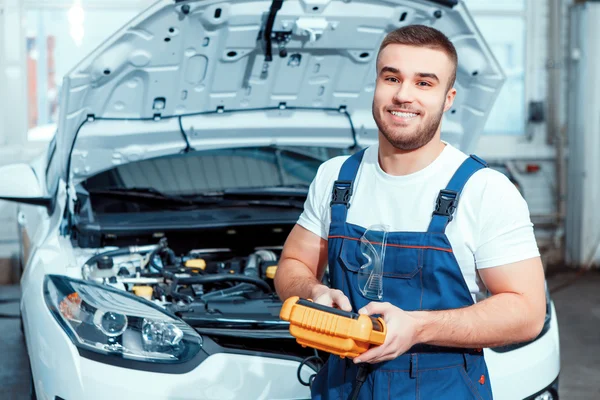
[83,146,350,197]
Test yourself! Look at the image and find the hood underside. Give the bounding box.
[58,0,504,182]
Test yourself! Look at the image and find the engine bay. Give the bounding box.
[80,238,289,331]
[75,231,329,382]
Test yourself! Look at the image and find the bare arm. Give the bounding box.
[356,256,547,363]
[274,224,329,300]
[275,224,352,310]
[414,256,546,348]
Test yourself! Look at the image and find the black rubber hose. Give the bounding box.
[297,355,324,387]
[200,283,256,301]
[83,248,132,268]
[0,298,20,304]
[349,364,371,400]
[148,248,163,272]
[0,313,20,319]
[176,274,272,293]
[147,238,170,272]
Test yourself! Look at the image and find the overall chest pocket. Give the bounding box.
[338,238,423,279]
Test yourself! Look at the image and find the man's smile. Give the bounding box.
[387,109,421,123]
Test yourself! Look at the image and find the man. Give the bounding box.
[274,25,546,399]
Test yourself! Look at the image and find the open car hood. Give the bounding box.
[57,0,504,183]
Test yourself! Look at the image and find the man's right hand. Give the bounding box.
[311,285,353,312]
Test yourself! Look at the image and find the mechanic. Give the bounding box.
[274,25,546,399]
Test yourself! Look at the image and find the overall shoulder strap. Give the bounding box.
[427,154,488,233]
[330,148,366,223]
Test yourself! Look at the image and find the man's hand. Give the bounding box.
[353,302,420,364]
[311,285,352,312]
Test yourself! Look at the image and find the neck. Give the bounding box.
[378,132,446,176]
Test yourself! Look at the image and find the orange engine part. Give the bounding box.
[280,296,386,359]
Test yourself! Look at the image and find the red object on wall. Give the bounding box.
[26,35,56,129]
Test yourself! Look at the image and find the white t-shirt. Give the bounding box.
[297,143,540,301]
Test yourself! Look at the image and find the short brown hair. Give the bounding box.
[377,25,458,90]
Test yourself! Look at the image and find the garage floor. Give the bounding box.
[1,271,599,400]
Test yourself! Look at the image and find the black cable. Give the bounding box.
[200,283,255,300]
[175,274,272,293]
[297,355,324,387]
[340,108,359,150]
[148,248,164,272]
[168,277,195,303]
[263,0,284,62]
[0,313,20,319]
[349,363,371,400]
[178,115,195,153]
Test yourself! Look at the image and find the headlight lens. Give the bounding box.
[44,274,202,365]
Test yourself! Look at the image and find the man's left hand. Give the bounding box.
[354,302,420,364]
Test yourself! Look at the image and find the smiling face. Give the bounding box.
[372,44,456,151]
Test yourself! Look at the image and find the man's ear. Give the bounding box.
[443,87,457,112]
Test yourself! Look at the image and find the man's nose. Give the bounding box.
[393,83,415,104]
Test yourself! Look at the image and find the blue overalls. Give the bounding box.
[311,149,494,400]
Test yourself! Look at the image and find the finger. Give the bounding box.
[313,294,334,307]
[369,352,396,364]
[330,290,352,312]
[354,344,386,364]
[358,301,391,316]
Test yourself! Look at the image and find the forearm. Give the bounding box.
[274,257,326,301]
[413,292,545,348]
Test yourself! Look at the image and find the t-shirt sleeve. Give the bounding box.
[297,162,332,240]
[474,173,540,269]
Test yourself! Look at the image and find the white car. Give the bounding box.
[3,0,559,399]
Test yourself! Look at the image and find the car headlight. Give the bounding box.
[44,274,204,372]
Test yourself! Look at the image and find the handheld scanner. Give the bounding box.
[280,296,386,359]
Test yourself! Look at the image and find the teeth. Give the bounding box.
[391,111,418,118]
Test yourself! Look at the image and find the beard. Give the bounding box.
[372,101,445,151]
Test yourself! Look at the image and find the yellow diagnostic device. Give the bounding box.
[280,296,386,359]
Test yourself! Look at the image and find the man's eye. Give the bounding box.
[417,81,431,87]
[385,77,399,83]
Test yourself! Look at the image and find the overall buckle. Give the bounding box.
[330,180,353,208]
[433,189,459,222]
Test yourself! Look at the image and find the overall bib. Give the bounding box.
[311,149,494,400]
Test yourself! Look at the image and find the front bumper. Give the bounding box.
[524,376,559,400]
[484,302,560,400]
[24,276,314,400]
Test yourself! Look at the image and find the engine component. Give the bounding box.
[132,286,153,300]
[174,274,272,293]
[185,258,207,270]
[97,256,114,270]
[280,296,386,359]
[265,265,278,279]
[83,244,158,270]
[244,254,259,278]
[80,239,282,316]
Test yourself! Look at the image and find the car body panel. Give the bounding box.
[484,302,560,399]
[58,0,504,185]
